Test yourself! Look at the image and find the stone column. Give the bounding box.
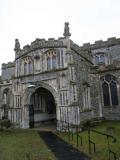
[22,105,29,128]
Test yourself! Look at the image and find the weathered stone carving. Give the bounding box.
[63,22,71,38]
[14,39,21,53]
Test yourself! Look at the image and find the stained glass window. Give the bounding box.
[102,82,110,106]
[102,75,118,106]
[110,81,118,105]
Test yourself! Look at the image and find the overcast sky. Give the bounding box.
[0,0,120,73]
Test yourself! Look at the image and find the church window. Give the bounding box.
[52,55,57,68]
[24,63,27,75]
[102,75,118,106]
[28,61,33,74]
[57,49,64,68]
[95,53,105,65]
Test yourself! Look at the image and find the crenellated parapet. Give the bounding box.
[15,38,68,59]
[2,62,15,69]
[80,37,120,50]
[71,42,92,63]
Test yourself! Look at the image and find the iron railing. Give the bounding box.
[57,120,117,160]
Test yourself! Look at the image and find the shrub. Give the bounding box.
[0,118,11,129]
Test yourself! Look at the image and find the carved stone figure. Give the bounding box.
[63,22,71,38]
[14,39,20,52]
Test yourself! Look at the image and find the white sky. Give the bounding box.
[0,0,120,73]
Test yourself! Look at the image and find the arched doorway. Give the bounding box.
[29,87,56,128]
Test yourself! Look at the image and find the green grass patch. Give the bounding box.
[58,121,120,160]
[0,129,56,160]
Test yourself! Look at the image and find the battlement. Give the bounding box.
[81,37,120,50]
[17,37,67,57]
[2,62,15,69]
[71,42,92,63]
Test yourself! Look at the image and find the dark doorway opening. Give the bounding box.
[29,87,56,128]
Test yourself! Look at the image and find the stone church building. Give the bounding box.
[0,22,120,129]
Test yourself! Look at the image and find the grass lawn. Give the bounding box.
[0,129,56,160]
[59,121,120,160]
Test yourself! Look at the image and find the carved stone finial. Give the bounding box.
[14,39,21,53]
[63,22,71,38]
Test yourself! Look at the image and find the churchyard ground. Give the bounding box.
[59,121,120,160]
[0,129,56,160]
[0,121,120,160]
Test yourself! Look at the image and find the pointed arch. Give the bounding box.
[23,81,58,106]
[101,74,118,106]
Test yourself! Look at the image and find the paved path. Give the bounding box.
[38,131,89,160]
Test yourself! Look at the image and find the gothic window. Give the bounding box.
[95,53,105,65]
[24,63,27,75]
[23,57,33,75]
[101,75,118,106]
[28,61,33,74]
[47,57,51,70]
[57,49,64,68]
[52,55,57,68]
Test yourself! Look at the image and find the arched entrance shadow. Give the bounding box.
[29,104,34,128]
[24,82,58,128]
[29,87,57,128]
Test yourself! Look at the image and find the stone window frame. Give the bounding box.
[24,62,27,75]
[22,56,33,75]
[46,49,57,70]
[28,61,33,74]
[47,56,51,70]
[101,74,119,107]
[94,52,107,66]
[52,55,57,69]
